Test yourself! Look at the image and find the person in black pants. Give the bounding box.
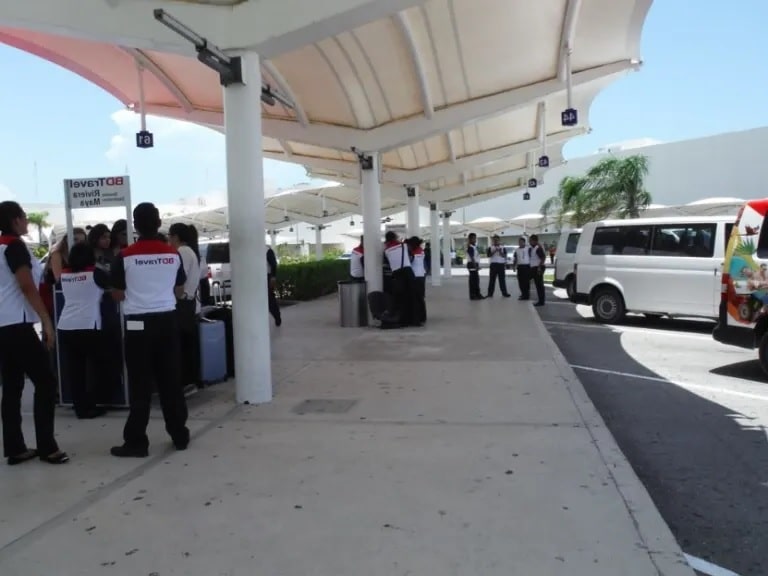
[486,234,511,298]
[0,201,69,465]
[267,247,282,326]
[529,234,547,307]
[110,203,190,458]
[513,237,531,300]
[466,233,484,300]
[57,243,110,419]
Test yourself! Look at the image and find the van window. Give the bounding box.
[590,226,651,255]
[205,243,230,264]
[565,233,580,253]
[724,223,734,252]
[650,224,716,258]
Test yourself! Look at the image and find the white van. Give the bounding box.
[200,239,231,301]
[573,216,735,323]
[552,229,581,301]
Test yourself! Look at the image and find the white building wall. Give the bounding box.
[462,126,768,224]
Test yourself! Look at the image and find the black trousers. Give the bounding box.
[176,300,200,388]
[268,279,281,323]
[487,263,509,296]
[0,323,59,457]
[414,276,427,323]
[516,265,531,299]
[531,266,546,304]
[468,268,482,299]
[58,329,103,417]
[123,312,189,450]
[98,296,124,405]
[392,267,418,326]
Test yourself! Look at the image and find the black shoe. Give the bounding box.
[76,408,107,420]
[518,296,529,301]
[275,316,282,327]
[39,451,70,464]
[534,302,545,307]
[7,449,37,466]
[173,430,190,451]
[503,294,511,298]
[110,445,149,458]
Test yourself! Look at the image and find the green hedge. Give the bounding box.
[276,259,350,301]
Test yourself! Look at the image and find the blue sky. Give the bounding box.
[0,1,765,206]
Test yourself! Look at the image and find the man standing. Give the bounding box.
[267,247,282,326]
[486,235,511,298]
[350,236,364,281]
[513,237,531,300]
[528,234,547,307]
[110,202,189,457]
[466,233,484,300]
[384,231,417,326]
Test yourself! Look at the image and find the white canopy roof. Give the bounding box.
[0,0,652,212]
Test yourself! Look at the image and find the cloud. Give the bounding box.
[0,184,15,200]
[105,109,219,162]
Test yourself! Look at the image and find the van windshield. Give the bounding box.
[205,243,230,264]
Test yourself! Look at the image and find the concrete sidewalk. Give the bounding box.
[0,279,693,576]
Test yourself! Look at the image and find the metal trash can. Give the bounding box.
[338,280,369,327]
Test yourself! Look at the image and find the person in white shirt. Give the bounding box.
[486,234,511,298]
[528,234,547,307]
[466,233,484,300]
[350,236,364,281]
[58,243,110,419]
[407,236,427,324]
[512,236,531,300]
[169,223,202,389]
[384,231,418,326]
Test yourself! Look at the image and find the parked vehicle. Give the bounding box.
[552,229,581,301]
[200,239,231,302]
[713,199,768,374]
[573,215,735,323]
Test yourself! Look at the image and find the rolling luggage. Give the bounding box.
[199,318,227,384]
[201,305,235,377]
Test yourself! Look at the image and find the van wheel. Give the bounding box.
[758,333,768,378]
[592,287,625,324]
[565,276,576,302]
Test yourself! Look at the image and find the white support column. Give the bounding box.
[315,225,323,260]
[269,230,277,249]
[442,211,453,279]
[429,202,441,287]
[223,52,272,405]
[406,185,420,238]
[360,153,383,293]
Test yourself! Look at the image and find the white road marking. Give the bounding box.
[570,365,768,402]
[543,319,715,341]
[684,553,741,576]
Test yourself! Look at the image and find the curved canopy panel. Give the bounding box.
[0,0,651,206]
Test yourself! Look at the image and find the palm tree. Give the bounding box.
[26,211,50,245]
[540,175,595,228]
[584,155,651,219]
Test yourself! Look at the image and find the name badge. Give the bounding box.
[126,320,144,331]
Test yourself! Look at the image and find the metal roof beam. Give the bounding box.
[423,169,530,203]
[121,47,193,112]
[395,11,434,120]
[262,60,309,127]
[558,0,583,82]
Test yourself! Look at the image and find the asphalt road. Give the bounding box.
[537,286,768,576]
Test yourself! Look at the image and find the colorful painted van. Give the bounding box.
[713,198,768,373]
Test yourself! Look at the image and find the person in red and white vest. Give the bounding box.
[407,236,427,324]
[383,231,419,327]
[350,236,364,281]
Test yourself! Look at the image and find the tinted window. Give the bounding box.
[205,243,230,264]
[565,233,580,254]
[590,226,651,255]
[650,224,716,258]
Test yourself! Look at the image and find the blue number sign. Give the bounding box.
[136,130,154,149]
[528,178,538,188]
[523,191,531,201]
[538,155,550,168]
[561,108,578,127]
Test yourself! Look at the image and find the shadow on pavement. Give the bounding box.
[710,359,767,384]
[537,300,768,576]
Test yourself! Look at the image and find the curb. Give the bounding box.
[528,304,695,576]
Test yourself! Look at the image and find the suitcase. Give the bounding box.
[201,305,235,377]
[199,319,228,384]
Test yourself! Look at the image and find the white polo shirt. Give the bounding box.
[111,239,186,316]
[529,244,546,267]
[411,248,426,278]
[514,246,530,266]
[350,245,364,278]
[488,244,507,264]
[384,241,411,272]
[58,267,108,330]
[0,235,42,327]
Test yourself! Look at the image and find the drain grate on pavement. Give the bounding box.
[292,399,358,415]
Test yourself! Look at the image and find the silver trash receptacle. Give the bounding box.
[338,280,368,327]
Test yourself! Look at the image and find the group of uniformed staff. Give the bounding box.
[0,200,193,465]
[349,232,427,327]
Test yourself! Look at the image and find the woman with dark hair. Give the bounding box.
[110,219,129,255]
[57,243,109,419]
[87,224,112,268]
[168,223,201,389]
[0,201,69,465]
